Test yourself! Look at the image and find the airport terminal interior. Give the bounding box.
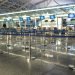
[0,0,75,75]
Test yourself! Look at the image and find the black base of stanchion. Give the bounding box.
[68,65,75,70]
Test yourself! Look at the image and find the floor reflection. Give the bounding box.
[0,35,75,67]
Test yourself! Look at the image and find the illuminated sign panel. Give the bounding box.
[40,16,45,20]
[68,13,75,18]
[19,17,23,21]
[50,15,55,19]
[26,17,31,21]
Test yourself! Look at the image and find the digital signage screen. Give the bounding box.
[26,17,31,21]
[19,17,23,21]
[50,15,55,19]
[68,13,75,18]
[40,16,45,20]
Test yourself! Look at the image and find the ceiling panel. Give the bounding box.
[0,0,75,14]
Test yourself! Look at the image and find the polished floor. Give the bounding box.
[0,35,75,75]
[0,53,75,75]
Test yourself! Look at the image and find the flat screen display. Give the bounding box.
[40,16,45,20]
[19,17,23,21]
[26,17,31,21]
[50,15,55,19]
[68,13,75,18]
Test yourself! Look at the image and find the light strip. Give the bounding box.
[0,4,75,16]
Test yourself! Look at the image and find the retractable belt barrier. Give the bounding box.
[0,28,74,38]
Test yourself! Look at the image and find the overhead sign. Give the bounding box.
[26,17,31,21]
[68,13,75,18]
[19,17,23,21]
[40,16,45,20]
[50,15,55,19]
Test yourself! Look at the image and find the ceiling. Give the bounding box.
[0,0,75,14]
